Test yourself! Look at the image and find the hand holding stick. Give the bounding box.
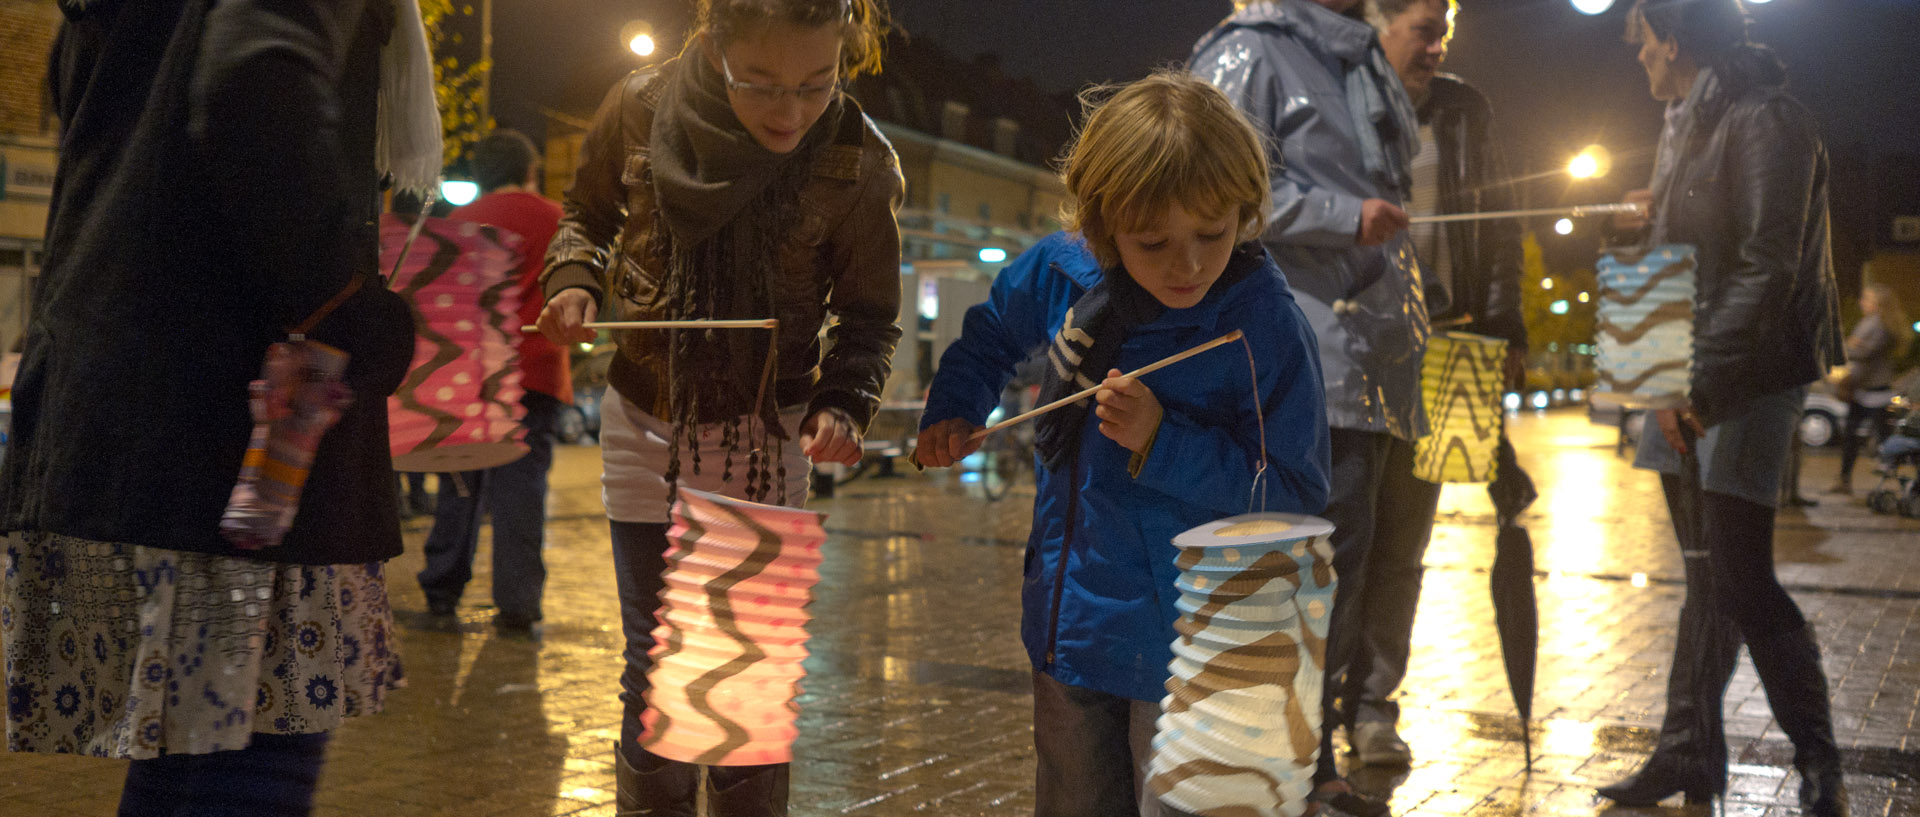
[967,329,1244,441]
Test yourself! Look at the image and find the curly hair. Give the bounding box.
[696,0,891,79]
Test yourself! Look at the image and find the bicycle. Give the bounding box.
[974,384,1038,502]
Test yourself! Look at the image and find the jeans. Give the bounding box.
[1342,435,1442,726]
[416,391,561,622]
[1030,670,1162,817]
[1838,399,1892,482]
[1314,428,1396,784]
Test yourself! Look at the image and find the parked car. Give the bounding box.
[1600,387,1865,452]
[1797,389,1850,448]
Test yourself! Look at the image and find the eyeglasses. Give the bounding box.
[718,53,840,107]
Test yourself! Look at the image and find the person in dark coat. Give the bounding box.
[0,1,430,814]
[1598,2,1849,815]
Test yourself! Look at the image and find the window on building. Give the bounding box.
[978,202,991,223]
[937,192,950,214]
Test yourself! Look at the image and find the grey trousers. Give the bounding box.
[1341,434,1441,726]
[1031,670,1163,817]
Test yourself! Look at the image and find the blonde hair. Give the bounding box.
[1060,70,1272,270]
[1866,284,1913,358]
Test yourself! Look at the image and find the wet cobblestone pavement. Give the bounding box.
[4,410,1917,816]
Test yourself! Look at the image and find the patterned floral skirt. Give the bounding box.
[2,532,404,758]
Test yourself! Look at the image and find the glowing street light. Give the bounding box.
[1554,218,1575,235]
[1570,0,1615,14]
[622,21,656,58]
[439,179,479,206]
[1567,144,1612,179]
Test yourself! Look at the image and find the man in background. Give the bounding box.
[418,129,570,637]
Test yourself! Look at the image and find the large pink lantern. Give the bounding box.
[640,488,827,766]
[380,214,528,472]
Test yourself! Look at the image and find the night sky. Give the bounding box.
[489,0,1920,266]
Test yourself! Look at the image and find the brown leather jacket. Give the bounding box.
[543,67,905,430]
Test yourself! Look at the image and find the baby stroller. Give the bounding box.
[1864,397,1920,517]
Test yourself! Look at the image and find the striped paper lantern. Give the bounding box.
[640,488,825,766]
[1595,245,1697,409]
[1412,332,1509,484]
[381,214,529,472]
[1150,514,1336,817]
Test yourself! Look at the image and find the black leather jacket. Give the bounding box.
[1421,75,1527,351]
[1653,74,1843,427]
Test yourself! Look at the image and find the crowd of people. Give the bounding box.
[0,1,1862,816]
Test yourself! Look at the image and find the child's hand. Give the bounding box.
[800,408,863,466]
[914,417,983,468]
[1095,369,1162,455]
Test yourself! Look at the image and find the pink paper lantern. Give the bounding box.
[380,214,529,472]
[640,488,827,766]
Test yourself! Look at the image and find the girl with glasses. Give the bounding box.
[534,1,900,815]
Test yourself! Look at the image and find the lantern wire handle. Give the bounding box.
[1241,335,1269,515]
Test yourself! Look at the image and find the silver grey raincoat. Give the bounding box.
[1191,0,1429,440]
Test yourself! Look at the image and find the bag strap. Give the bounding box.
[288,275,365,340]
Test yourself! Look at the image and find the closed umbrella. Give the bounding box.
[1486,438,1539,767]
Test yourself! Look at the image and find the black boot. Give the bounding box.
[1594,601,1738,805]
[1746,626,1849,817]
[707,763,789,817]
[614,742,700,817]
[1600,473,1740,806]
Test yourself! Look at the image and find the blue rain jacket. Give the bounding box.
[920,233,1332,702]
[1191,0,1430,440]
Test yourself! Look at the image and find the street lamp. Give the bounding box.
[622,21,656,58]
[1570,0,1615,14]
[1567,145,1612,180]
[1554,218,1575,235]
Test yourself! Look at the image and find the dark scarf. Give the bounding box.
[1033,241,1263,471]
[647,54,844,502]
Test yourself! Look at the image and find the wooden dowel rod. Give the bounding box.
[1409,202,1642,224]
[520,319,779,332]
[966,329,1245,441]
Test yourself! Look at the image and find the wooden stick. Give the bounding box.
[1410,202,1643,225]
[966,329,1245,441]
[520,319,779,332]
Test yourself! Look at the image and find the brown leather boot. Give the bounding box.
[614,742,700,817]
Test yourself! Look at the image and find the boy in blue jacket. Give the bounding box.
[916,71,1333,817]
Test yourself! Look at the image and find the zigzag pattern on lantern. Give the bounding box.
[1412,332,1509,484]
[641,488,825,766]
[1595,245,1697,408]
[1150,515,1336,817]
[381,214,529,472]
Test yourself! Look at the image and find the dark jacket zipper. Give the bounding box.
[1042,448,1080,667]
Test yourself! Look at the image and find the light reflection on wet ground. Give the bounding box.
[3,409,1915,816]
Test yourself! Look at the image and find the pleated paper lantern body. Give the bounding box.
[381,214,529,472]
[1412,332,1509,484]
[641,488,826,766]
[1595,245,1697,409]
[1150,514,1336,817]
